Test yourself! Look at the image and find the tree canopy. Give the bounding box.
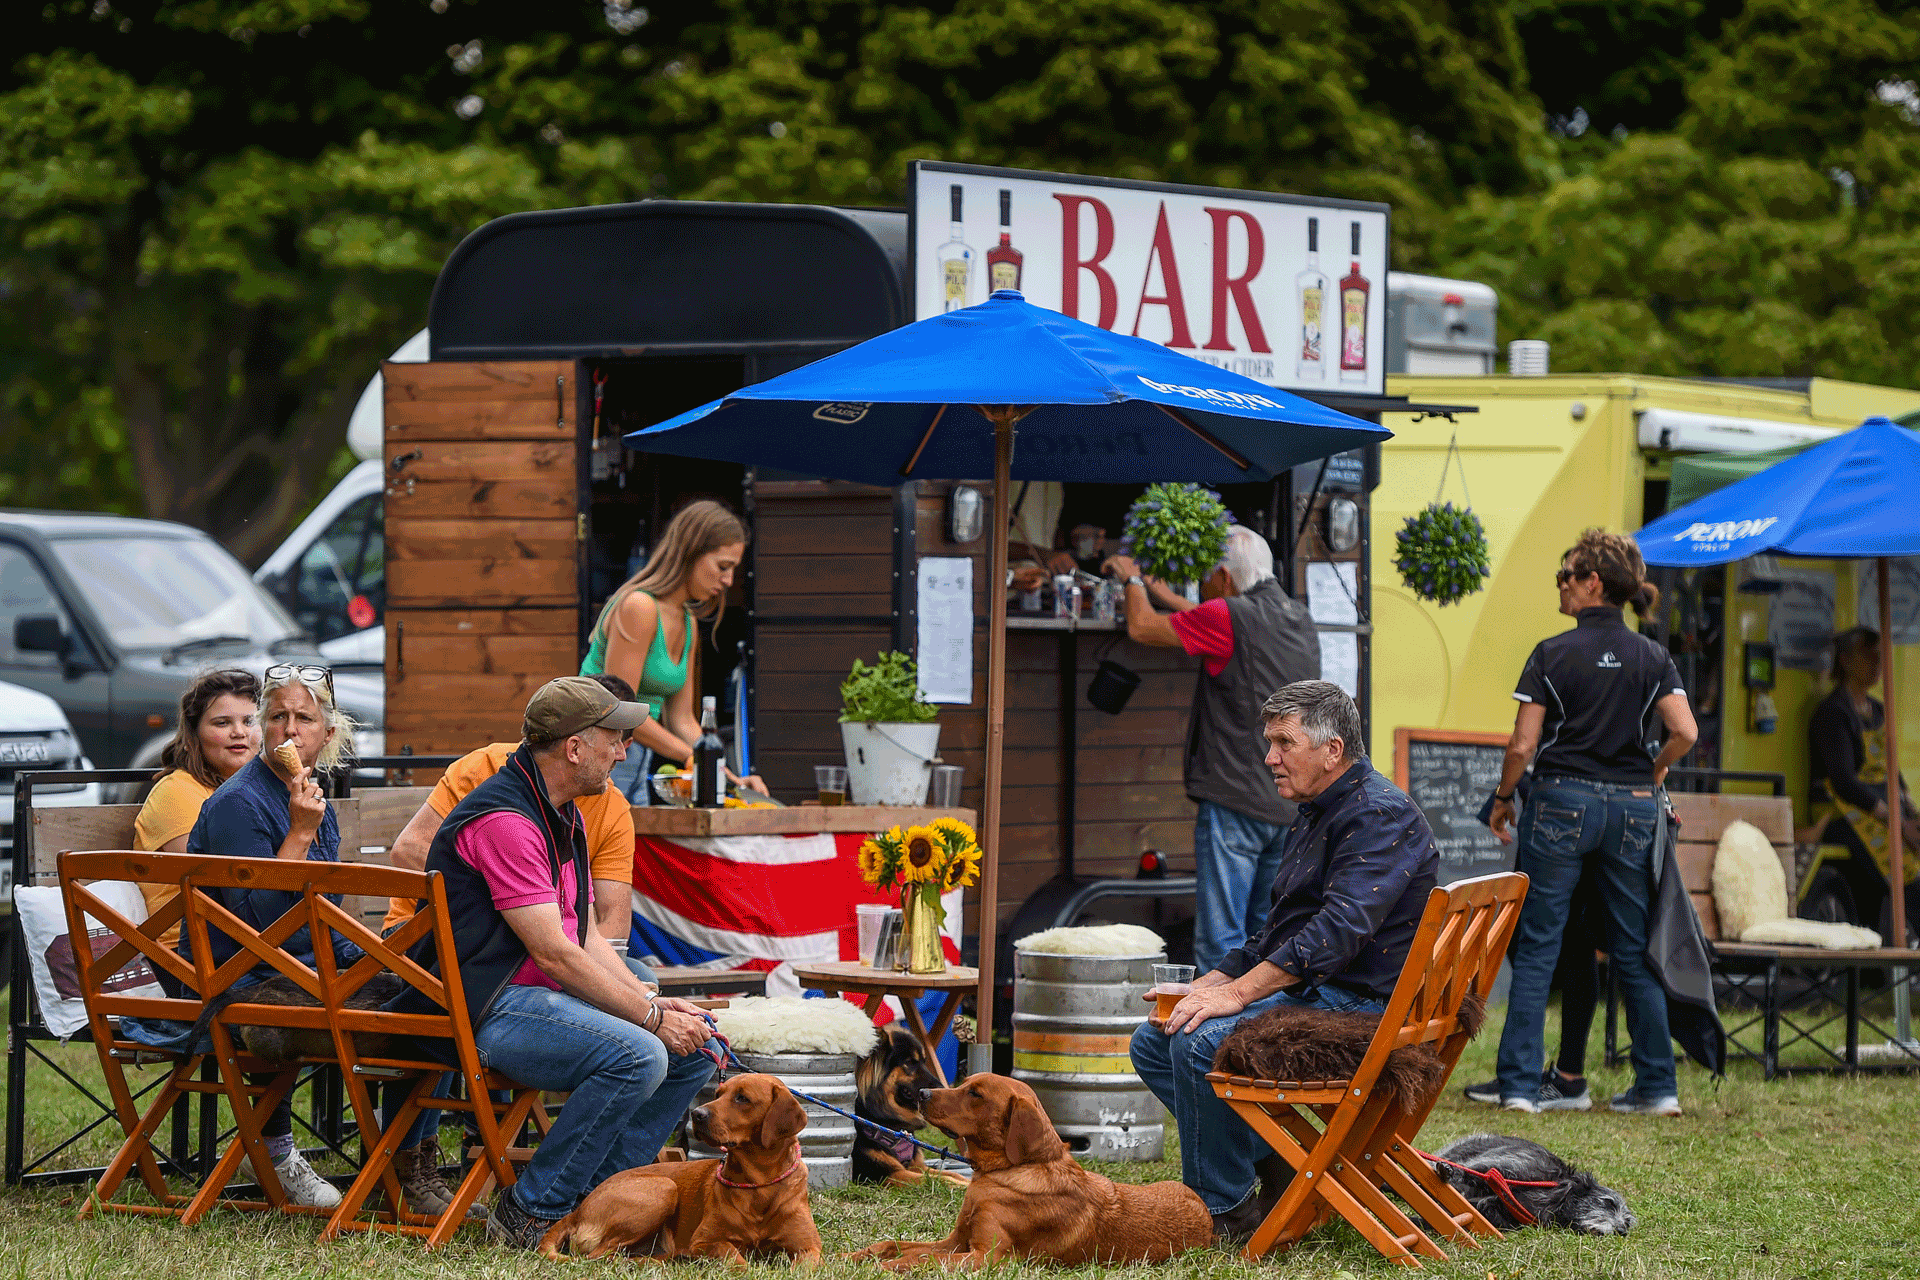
[3,0,1917,557]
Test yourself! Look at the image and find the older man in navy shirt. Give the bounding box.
[1130,680,1439,1242]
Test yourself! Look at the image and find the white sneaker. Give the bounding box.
[1500,1096,1541,1113]
[239,1148,343,1208]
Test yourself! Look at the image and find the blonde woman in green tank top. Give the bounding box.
[584,499,767,799]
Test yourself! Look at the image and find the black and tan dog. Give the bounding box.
[853,1025,968,1188]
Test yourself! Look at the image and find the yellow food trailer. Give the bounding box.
[1369,373,1920,875]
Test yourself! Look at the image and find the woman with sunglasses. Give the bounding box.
[181,662,359,1208]
[1484,530,1697,1119]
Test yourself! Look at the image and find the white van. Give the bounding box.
[253,330,428,669]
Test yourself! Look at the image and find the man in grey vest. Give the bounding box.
[1106,526,1322,971]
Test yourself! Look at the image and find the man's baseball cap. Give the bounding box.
[523,676,649,743]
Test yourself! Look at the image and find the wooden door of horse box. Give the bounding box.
[383,361,584,755]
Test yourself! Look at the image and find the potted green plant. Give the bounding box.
[1119,483,1233,594]
[839,651,941,805]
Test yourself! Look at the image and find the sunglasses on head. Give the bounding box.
[264,663,335,703]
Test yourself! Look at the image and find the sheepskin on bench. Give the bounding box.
[1211,992,1487,1111]
[1711,818,1884,949]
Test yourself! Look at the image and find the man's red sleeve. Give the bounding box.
[1167,599,1234,677]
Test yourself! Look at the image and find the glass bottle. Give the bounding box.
[935,185,974,312]
[1339,221,1370,383]
[987,188,1023,292]
[693,695,726,808]
[1295,216,1327,381]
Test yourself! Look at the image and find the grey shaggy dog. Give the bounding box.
[1429,1134,1635,1236]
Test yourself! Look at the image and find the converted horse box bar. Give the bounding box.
[387,194,1411,957]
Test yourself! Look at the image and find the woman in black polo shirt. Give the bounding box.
[1486,530,1697,1117]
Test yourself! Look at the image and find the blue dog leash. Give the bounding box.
[705,1028,974,1169]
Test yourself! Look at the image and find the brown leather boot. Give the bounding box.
[391,1143,465,1218]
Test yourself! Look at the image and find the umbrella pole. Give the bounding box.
[1880,560,1912,1045]
[971,414,1014,1075]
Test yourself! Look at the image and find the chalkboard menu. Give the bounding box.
[1393,729,1515,882]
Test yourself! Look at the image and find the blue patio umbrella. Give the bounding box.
[627,290,1389,1060]
[1636,417,1920,948]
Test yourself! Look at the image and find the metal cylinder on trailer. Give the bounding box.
[687,1051,857,1188]
[1012,947,1165,1161]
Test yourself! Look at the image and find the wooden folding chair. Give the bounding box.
[59,851,310,1221]
[1208,872,1529,1268]
[308,863,543,1247]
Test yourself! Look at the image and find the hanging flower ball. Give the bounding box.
[1393,503,1491,606]
[1119,483,1233,588]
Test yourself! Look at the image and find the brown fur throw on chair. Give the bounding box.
[1211,992,1487,1111]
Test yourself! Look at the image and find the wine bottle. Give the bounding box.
[987,188,1023,292]
[1339,221,1370,384]
[693,695,726,808]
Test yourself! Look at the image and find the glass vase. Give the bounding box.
[904,882,947,975]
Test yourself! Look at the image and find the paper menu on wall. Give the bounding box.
[916,556,974,704]
[1307,561,1359,626]
[1319,631,1359,698]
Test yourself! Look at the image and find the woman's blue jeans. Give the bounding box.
[1494,777,1675,1102]
[1130,985,1386,1213]
[473,984,718,1218]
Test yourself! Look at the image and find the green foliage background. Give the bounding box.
[3,0,1917,558]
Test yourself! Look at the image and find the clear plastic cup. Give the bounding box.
[856,903,891,965]
[1151,963,1197,1019]
[815,764,848,806]
[929,764,963,808]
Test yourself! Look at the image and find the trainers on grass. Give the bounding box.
[1537,1071,1592,1111]
[1462,1077,1501,1104]
[1609,1091,1682,1117]
[1500,1096,1541,1113]
[239,1149,341,1208]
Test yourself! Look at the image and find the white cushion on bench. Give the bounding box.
[1711,819,1789,939]
[1739,918,1882,950]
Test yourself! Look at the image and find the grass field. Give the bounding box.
[3,1006,1917,1279]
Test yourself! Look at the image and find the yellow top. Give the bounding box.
[381,743,637,933]
[132,770,218,948]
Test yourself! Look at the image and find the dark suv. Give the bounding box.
[0,511,384,770]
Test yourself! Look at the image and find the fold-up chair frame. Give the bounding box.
[60,851,540,1247]
[1208,872,1529,1267]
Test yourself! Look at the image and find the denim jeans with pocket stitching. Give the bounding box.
[1130,983,1386,1213]
[1494,777,1675,1102]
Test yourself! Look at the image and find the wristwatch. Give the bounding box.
[1126,575,1145,589]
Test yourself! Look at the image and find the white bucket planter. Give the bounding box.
[841,721,941,805]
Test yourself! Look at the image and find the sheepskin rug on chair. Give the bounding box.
[712,997,880,1056]
[1013,924,1165,956]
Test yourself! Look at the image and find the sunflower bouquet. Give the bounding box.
[858,818,982,973]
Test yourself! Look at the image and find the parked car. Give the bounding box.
[0,511,384,775]
[0,678,102,957]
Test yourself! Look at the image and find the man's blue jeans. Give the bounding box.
[474,983,718,1218]
[1495,777,1675,1102]
[1130,985,1386,1214]
[1194,801,1290,974]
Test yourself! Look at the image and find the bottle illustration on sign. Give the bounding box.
[1339,221,1369,383]
[936,184,974,312]
[987,188,1023,292]
[1295,216,1327,380]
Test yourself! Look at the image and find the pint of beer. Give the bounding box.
[1150,963,1197,1020]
